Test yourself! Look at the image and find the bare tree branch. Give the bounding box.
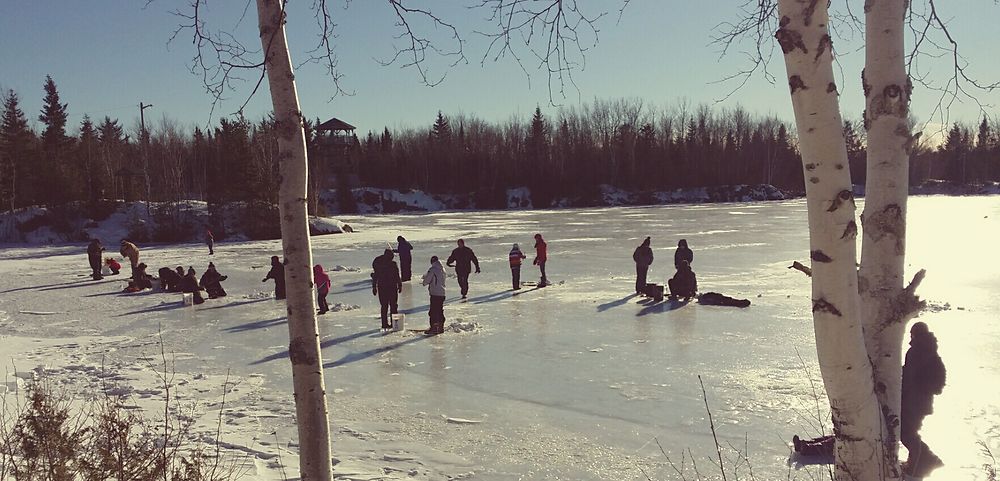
[907,0,999,133]
[472,0,621,104]
[378,0,467,87]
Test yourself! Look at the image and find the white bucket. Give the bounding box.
[101,265,112,275]
[392,313,405,332]
[182,293,194,306]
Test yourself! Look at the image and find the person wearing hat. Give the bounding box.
[532,233,548,286]
[508,243,527,290]
[446,239,480,298]
[901,321,946,476]
[395,235,414,282]
[633,236,654,294]
[261,256,287,300]
[372,249,403,329]
[119,239,140,279]
[421,256,447,335]
[199,262,228,299]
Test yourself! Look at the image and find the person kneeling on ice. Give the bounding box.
[105,257,121,275]
[668,260,697,300]
[158,266,182,292]
[421,256,447,335]
[180,267,205,305]
[199,262,228,299]
[123,263,153,292]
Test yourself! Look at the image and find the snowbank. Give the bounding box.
[0,201,351,244]
[329,183,790,214]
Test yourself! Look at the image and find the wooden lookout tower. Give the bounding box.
[316,117,359,183]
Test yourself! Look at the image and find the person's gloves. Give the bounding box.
[397,286,402,293]
[532,258,538,265]
[261,278,266,282]
[475,268,481,274]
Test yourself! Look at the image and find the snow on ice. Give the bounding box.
[1,196,999,480]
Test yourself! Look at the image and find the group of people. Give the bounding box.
[361,235,549,335]
[633,238,696,300]
[86,237,228,304]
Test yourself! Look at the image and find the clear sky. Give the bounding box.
[1,1,997,139]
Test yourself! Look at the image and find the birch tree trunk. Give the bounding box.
[255,1,333,480]
[774,2,884,479]
[859,2,923,478]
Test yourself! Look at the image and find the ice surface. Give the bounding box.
[1,196,998,480]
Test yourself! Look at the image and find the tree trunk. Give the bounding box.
[860,1,921,479]
[255,1,333,480]
[775,2,883,479]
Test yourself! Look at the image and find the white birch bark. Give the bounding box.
[860,1,923,478]
[774,1,883,479]
[255,1,333,480]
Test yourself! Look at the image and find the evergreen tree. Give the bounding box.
[38,75,74,205]
[77,115,99,203]
[431,110,451,144]
[1,90,36,209]
[97,116,126,200]
[844,120,866,185]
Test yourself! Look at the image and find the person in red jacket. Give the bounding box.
[533,233,548,286]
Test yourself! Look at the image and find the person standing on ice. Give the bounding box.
[313,264,331,315]
[533,233,548,286]
[205,228,215,255]
[421,256,447,335]
[261,256,286,300]
[901,321,946,477]
[446,239,480,298]
[632,237,654,294]
[87,239,105,280]
[674,239,693,269]
[508,243,526,290]
[372,249,403,329]
[119,239,140,279]
[394,236,414,282]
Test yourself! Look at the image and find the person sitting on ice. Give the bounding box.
[199,262,228,299]
[792,434,834,457]
[180,268,205,305]
[105,257,121,275]
[668,260,697,300]
[123,263,152,292]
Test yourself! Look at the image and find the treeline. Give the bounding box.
[3,76,999,214]
[359,101,806,207]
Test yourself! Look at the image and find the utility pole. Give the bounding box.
[139,102,153,214]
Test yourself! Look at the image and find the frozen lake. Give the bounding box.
[1,196,998,480]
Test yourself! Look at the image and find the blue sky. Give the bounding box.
[1,1,997,138]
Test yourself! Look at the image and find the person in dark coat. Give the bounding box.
[262,256,286,300]
[395,236,414,282]
[674,239,693,269]
[508,243,526,290]
[633,236,653,294]
[668,260,697,299]
[180,268,205,305]
[87,239,104,280]
[314,264,331,315]
[533,233,548,286]
[199,262,228,299]
[158,267,183,292]
[372,249,402,329]
[446,239,480,298]
[123,263,152,292]
[901,321,946,477]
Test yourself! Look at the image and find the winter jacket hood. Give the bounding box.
[314,265,331,290]
[509,245,526,266]
[422,260,447,296]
